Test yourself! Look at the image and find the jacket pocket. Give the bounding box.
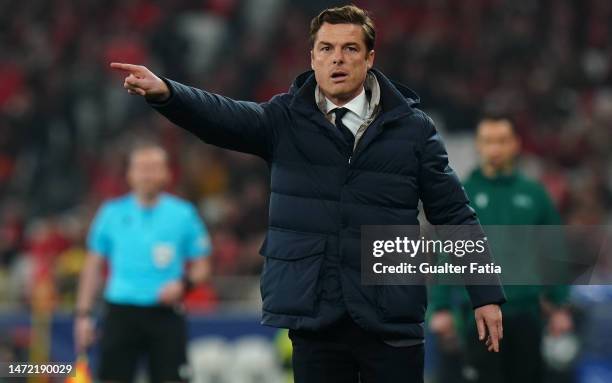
[259,228,327,316]
[376,285,427,323]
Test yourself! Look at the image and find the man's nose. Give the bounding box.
[332,48,344,64]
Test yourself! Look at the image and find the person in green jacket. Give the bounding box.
[429,114,573,383]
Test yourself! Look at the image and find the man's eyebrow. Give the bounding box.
[316,41,361,47]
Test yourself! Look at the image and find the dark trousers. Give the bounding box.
[289,315,424,383]
[98,302,188,383]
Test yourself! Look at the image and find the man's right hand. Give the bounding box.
[110,63,170,102]
[74,316,95,353]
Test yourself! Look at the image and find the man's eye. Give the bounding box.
[346,47,357,52]
[321,46,330,51]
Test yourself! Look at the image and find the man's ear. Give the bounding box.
[367,50,375,70]
[514,136,522,155]
[310,50,314,70]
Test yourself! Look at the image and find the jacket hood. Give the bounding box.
[288,68,420,109]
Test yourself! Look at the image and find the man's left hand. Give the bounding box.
[474,304,503,353]
[158,280,185,305]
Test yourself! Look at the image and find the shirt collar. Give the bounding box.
[324,87,367,119]
[129,192,166,210]
[315,71,381,120]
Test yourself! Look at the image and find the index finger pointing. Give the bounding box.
[110,62,143,74]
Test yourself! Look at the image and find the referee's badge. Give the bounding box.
[152,243,175,268]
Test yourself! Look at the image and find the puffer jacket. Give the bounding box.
[149,68,506,339]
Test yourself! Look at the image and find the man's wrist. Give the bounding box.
[146,78,172,104]
[146,92,170,103]
[474,303,500,311]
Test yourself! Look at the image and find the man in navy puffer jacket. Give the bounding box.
[111,5,505,382]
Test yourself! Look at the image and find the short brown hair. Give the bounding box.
[478,112,517,135]
[127,139,169,166]
[309,5,375,51]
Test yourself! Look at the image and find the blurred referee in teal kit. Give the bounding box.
[74,142,211,383]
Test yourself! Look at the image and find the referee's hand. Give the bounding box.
[429,310,457,340]
[74,316,95,353]
[110,63,170,102]
[158,280,185,306]
[474,304,503,352]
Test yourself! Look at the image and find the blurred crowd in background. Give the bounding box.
[1,0,612,379]
[3,0,612,306]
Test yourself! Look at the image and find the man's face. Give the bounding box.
[127,148,170,197]
[476,120,520,171]
[311,22,374,105]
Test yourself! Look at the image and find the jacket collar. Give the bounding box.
[289,68,419,121]
[315,71,380,120]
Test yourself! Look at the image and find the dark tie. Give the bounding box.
[332,107,355,150]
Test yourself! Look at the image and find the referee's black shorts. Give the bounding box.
[98,302,189,383]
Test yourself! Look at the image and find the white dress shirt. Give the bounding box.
[324,87,369,136]
[314,71,381,149]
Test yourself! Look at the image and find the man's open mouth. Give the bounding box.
[331,71,348,81]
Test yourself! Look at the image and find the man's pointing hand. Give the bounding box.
[110,63,170,102]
